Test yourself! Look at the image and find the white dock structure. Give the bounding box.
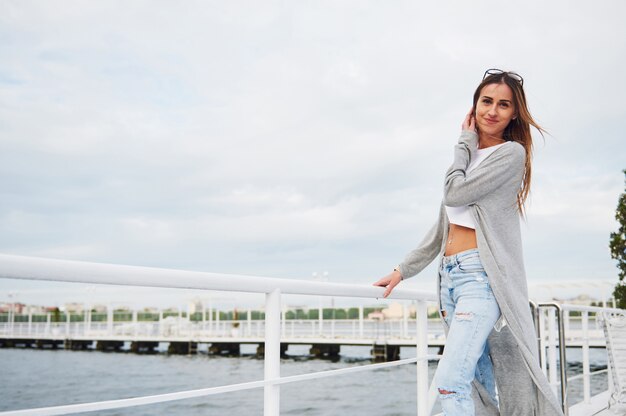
[0,305,611,354]
[0,253,623,416]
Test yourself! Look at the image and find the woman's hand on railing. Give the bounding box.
[372,271,402,298]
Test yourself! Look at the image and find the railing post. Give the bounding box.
[133,310,138,338]
[581,311,590,404]
[359,305,364,338]
[201,302,206,332]
[318,301,323,336]
[208,301,213,334]
[556,306,568,415]
[281,303,286,338]
[177,307,182,337]
[403,304,409,338]
[529,301,541,357]
[264,288,281,416]
[539,308,547,376]
[8,303,13,334]
[548,308,558,394]
[416,300,428,416]
[247,307,252,336]
[540,303,568,415]
[107,304,113,335]
[83,306,88,336]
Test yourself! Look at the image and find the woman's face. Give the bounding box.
[474,82,517,139]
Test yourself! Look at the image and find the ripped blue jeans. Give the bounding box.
[433,248,501,416]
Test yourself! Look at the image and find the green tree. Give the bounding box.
[611,169,626,308]
[250,310,264,320]
[334,309,347,319]
[52,307,61,323]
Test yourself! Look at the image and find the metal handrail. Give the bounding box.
[0,253,438,416]
[532,302,625,416]
[0,253,437,301]
[536,302,569,415]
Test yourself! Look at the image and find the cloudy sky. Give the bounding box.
[1,1,624,309]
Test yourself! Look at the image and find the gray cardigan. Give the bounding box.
[399,131,564,416]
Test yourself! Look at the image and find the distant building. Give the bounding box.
[187,299,204,315]
[91,304,107,313]
[0,303,26,314]
[367,303,418,320]
[381,303,404,319]
[367,311,385,320]
[63,303,85,313]
[22,305,47,315]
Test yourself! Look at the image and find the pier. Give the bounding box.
[0,312,448,360]
[0,309,609,360]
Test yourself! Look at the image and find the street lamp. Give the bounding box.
[312,272,329,336]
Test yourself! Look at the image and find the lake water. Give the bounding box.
[1,344,608,415]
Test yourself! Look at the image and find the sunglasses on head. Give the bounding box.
[483,68,524,86]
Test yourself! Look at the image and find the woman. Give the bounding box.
[373,69,563,416]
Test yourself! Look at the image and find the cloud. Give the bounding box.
[0,1,625,308]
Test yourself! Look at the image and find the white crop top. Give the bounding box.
[445,142,508,229]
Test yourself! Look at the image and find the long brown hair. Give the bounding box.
[472,72,545,219]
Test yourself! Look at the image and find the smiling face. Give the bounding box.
[474,82,517,140]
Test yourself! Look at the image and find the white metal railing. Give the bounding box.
[0,317,447,341]
[0,253,440,416]
[534,302,622,416]
[3,253,620,416]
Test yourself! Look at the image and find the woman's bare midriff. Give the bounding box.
[444,224,478,256]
